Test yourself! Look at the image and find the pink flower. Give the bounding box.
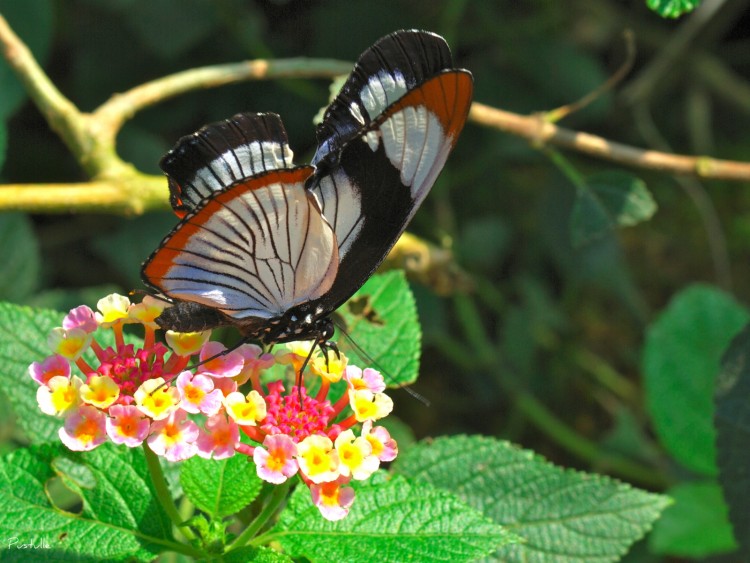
[63,305,98,333]
[147,410,199,462]
[197,342,244,378]
[310,476,355,521]
[260,382,334,441]
[176,371,223,415]
[253,434,298,484]
[235,344,275,385]
[345,366,385,394]
[28,354,70,386]
[361,420,398,462]
[106,404,150,447]
[59,406,107,451]
[196,412,239,460]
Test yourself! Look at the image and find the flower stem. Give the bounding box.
[228,480,293,549]
[142,444,196,542]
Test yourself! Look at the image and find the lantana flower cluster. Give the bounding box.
[28,294,398,520]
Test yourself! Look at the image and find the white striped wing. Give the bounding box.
[143,167,338,320]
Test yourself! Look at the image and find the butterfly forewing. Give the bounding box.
[309,46,473,311]
[161,113,295,217]
[142,167,339,321]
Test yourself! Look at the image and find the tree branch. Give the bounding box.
[469,102,750,181]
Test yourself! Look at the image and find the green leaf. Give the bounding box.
[336,270,421,386]
[222,545,293,562]
[393,435,671,562]
[0,443,178,561]
[715,323,750,557]
[644,284,749,475]
[0,213,41,302]
[649,481,736,556]
[0,304,63,443]
[571,171,657,246]
[646,0,701,18]
[181,454,262,519]
[273,474,517,562]
[0,302,142,444]
[0,0,55,119]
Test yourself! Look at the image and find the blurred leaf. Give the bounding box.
[646,0,701,18]
[90,213,177,289]
[180,455,262,519]
[644,285,749,476]
[456,216,511,273]
[0,0,54,119]
[274,474,518,562]
[26,284,123,312]
[394,435,671,562]
[649,481,736,556]
[509,40,611,123]
[115,0,220,60]
[715,323,750,557]
[0,213,40,302]
[337,271,421,386]
[571,171,657,247]
[0,443,174,561]
[118,124,170,175]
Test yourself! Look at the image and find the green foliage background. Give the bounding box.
[1,0,750,559]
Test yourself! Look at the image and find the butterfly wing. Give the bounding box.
[160,112,295,217]
[142,165,339,335]
[308,30,473,310]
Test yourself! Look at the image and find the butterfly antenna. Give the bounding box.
[332,319,430,407]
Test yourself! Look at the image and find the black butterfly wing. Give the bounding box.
[161,112,295,217]
[308,30,473,312]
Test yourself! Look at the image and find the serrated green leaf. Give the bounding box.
[0,301,143,444]
[393,435,671,562]
[336,271,421,386]
[0,213,41,302]
[644,284,749,475]
[715,323,750,557]
[571,171,656,246]
[272,475,517,563]
[221,545,293,562]
[646,0,701,18]
[0,0,54,119]
[649,481,736,556]
[0,443,181,561]
[181,454,262,519]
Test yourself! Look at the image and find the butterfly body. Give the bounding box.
[142,30,473,348]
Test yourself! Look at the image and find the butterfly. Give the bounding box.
[141,30,473,353]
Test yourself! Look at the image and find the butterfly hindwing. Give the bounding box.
[142,166,339,328]
[161,112,295,217]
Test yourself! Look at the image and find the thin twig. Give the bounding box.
[545,29,637,123]
[470,102,750,181]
